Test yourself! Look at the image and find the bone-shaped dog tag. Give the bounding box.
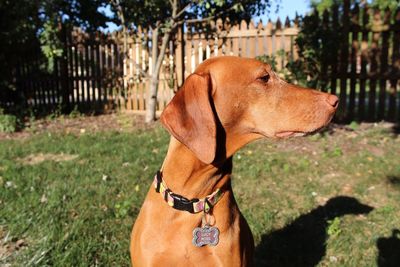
[192,225,219,247]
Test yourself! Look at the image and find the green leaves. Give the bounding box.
[0,114,17,133]
[287,7,341,88]
[39,21,64,72]
[112,0,269,30]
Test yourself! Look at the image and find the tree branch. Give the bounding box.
[151,24,160,76]
[171,0,177,18]
[154,30,171,79]
[172,2,192,21]
[175,3,239,25]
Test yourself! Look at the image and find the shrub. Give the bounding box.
[69,105,82,118]
[0,113,17,133]
[256,52,299,85]
[258,8,341,90]
[256,54,278,70]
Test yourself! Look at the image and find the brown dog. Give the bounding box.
[130,56,338,266]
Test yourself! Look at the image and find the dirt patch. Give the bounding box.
[0,112,157,140]
[0,226,27,262]
[17,153,79,165]
[28,113,144,135]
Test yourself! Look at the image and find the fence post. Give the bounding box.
[60,24,71,112]
[378,8,391,120]
[338,0,350,122]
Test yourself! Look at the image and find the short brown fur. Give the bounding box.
[130,56,338,267]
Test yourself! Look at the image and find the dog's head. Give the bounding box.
[161,56,338,164]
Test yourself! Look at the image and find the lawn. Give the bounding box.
[0,114,399,266]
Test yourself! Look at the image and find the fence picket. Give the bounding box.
[358,4,369,121]
[95,43,102,109]
[53,58,59,105]
[349,3,360,121]
[378,8,391,120]
[231,23,240,56]
[248,20,256,58]
[216,18,224,56]
[330,5,339,97]
[224,19,232,55]
[388,8,400,121]
[144,28,150,110]
[240,20,248,57]
[256,20,264,56]
[339,0,350,121]
[266,20,273,57]
[67,33,75,106]
[368,9,381,121]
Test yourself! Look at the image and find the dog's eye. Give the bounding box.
[258,74,270,83]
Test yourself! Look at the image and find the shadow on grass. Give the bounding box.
[386,176,400,190]
[391,124,400,135]
[377,229,400,267]
[254,196,374,267]
[318,123,352,136]
[318,122,400,137]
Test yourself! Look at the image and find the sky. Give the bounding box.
[101,0,311,32]
[257,0,311,22]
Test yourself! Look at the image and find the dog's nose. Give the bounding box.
[326,94,339,109]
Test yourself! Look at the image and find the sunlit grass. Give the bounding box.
[0,120,399,266]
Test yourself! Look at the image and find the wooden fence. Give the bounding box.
[13,17,299,113]
[322,1,400,122]
[9,4,400,122]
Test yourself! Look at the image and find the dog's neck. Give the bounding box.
[161,136,232,199]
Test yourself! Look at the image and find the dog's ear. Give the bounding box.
[160,73,216,164]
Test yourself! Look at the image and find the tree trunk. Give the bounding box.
[146,76,159,122]
[145,27,172,123]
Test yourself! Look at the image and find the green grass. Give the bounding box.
[0,119,399,266]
